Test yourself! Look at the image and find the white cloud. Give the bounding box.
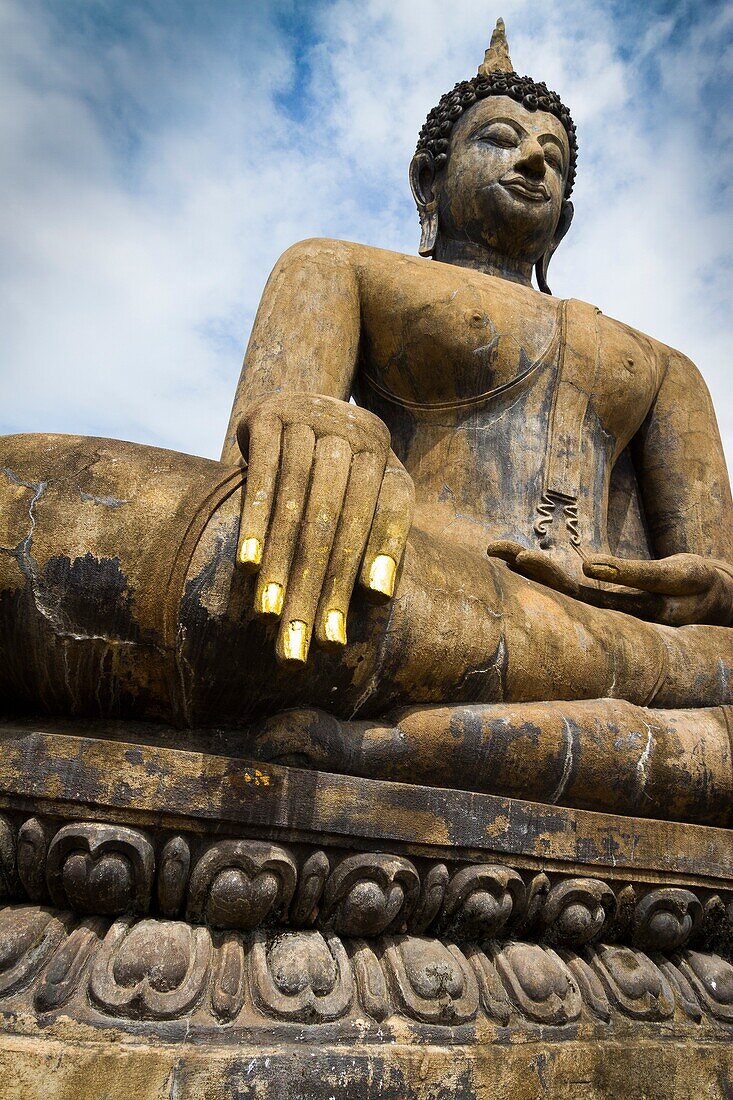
[1,0,731,474]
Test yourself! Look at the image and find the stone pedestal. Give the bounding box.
[0,717,731,1098]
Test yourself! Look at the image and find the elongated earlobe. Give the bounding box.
[535,200,574,294]
[418,209,439,257]
[409,151,439,257]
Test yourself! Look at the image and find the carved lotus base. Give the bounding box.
[0,717,730,1097]
[0,904,731,1098]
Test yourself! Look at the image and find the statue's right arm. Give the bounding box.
[219,239,414,663]
[221,239,363,461]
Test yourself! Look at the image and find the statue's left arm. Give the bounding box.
[630,350,732,561]
[584,350,733,626]
[491,349,733,626]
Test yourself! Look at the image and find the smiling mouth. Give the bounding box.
[501,178,550,202]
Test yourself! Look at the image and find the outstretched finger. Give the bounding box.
[486,540,525,565]
[582,553,714,596]
[237,414,282,572]
[276,435,352,663]
[359,459,414,599]
[513,549,579,596]
[314,449,386,648]
[254,422,316,617]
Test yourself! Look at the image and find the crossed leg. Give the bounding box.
[0,433,730,729]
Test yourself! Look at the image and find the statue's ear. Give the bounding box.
[409,150,439,257]
[535,199,574,295]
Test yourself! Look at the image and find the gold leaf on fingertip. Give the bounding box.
[283,620,309,663]
[259,582,284,616]
[368,554,397,597]
[238,536,262,569]
[324,609,346,645]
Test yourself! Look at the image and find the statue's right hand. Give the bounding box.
[235,393,414,663]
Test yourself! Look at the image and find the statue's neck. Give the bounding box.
[432,237,533,287]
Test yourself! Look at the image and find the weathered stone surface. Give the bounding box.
[0,1035,731,1100]
[1,721,730,887]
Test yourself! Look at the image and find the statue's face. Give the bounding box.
[437,95,570,263]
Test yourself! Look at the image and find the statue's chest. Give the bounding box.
[588,320,661,441]
[363,279,557,404]
[362,277,660,442]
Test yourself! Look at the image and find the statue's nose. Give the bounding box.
[515,137,546,178]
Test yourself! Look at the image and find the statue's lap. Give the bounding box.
[0,431,730,827]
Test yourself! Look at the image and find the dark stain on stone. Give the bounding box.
[41,552,141,645]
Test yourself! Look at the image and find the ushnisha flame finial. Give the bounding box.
[478,17,514,76]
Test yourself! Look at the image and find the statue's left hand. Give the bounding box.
[581,553,733,627]
[488,543,733,627]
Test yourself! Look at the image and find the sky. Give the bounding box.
[2,0,732,470]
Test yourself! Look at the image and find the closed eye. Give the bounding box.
[477,123,520,148]
[539,139,567,175]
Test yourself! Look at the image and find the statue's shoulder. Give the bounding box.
[277,237,421,272]
[274,238,454,306]
[589,302,699,378]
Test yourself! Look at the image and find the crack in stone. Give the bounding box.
[549,718,575,804]
[1,466,137,648]
[636,723,654,794]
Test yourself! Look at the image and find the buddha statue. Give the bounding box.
[1,20,731,826]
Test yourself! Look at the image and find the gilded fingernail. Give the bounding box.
[324,608,346,646]
[588,562,619,581]
[259,581,283,616]
[368,554,397,597]
[283,619,308,662]
[238,536,262,569]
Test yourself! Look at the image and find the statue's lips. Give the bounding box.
[500,177,550,202]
